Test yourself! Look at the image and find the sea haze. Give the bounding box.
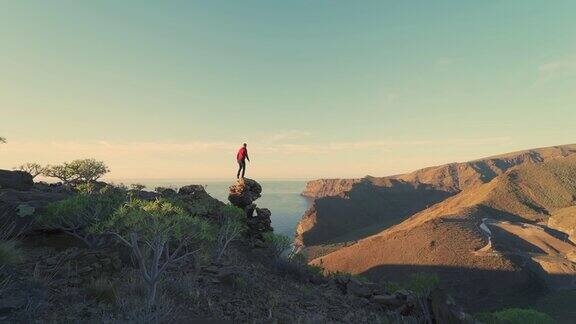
[116,179,310,238]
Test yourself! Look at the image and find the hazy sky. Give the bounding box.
[1,1,575,180]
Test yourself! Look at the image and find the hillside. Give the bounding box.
[0,173,471,323]
[307,152,576,314]
[296,144,576,253]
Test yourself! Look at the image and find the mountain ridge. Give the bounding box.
[296,144,576,313]
[297,144,576,252]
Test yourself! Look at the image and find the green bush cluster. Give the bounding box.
[475,308,555,324]
[38,182,257,306]
[380,272,440,297]
[406,272,440,296]
[40,188,126,249]
[93,198,217,306]
[213,205,247,262]
[263,232,293,258]
[98,198,215,245]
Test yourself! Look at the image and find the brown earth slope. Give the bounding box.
[309,154,576,312]
[296,144,576,255]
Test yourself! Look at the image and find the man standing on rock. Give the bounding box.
[236,143,250,179]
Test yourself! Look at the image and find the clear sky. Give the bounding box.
[1,1,575,180]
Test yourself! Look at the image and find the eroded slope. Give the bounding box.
[309,154,576,311]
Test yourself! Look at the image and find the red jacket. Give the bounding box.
[237,147,248,161]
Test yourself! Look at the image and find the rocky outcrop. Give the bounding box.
[154,187,178,198]
[0,171,73,236]
[301,178,360,198]
[178,184,225,219]
[296,178,453,252]
[0,170,34,191]
[228,178,262,208]
[228,178,272,242]
[0,170,231,238]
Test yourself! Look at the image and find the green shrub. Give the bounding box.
[75,182,97,194]
[475,308,555,324]
[213,205,247,262]
[40,191,125,249]
[382,281,402,294]
[95,199,216,306]
[263,232,293,258]
[406,272,440,297]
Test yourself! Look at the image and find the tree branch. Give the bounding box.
[130,232,152,283]
[106,231,131,247]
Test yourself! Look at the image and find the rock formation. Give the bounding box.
[177,184,225,219]
[228,178,272,243]
[0,170,73,236]
[0,170,34,191]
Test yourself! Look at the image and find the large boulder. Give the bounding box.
[0,170,33,191]
[178,184,225,218]
[228,178,262,209]
[179,185,209,198]
[0,186,72,236]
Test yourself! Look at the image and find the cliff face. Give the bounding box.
[296,144,576,252]
[296,178,453,250]
[301,178,361,198]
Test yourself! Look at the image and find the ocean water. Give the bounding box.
[124,180,310,238]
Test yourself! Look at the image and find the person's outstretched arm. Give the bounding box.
[246,150,250,162]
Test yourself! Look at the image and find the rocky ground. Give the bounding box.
[0,171,469,323]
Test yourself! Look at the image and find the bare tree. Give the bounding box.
[98,199,215,306]
[69,158,109,182]
[213,205,247,263]
[43,164,78,185]
[39,192,124,249]
[14,163,45,179]
[42,159,109,184]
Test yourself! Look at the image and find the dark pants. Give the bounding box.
[237,159,246,178]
